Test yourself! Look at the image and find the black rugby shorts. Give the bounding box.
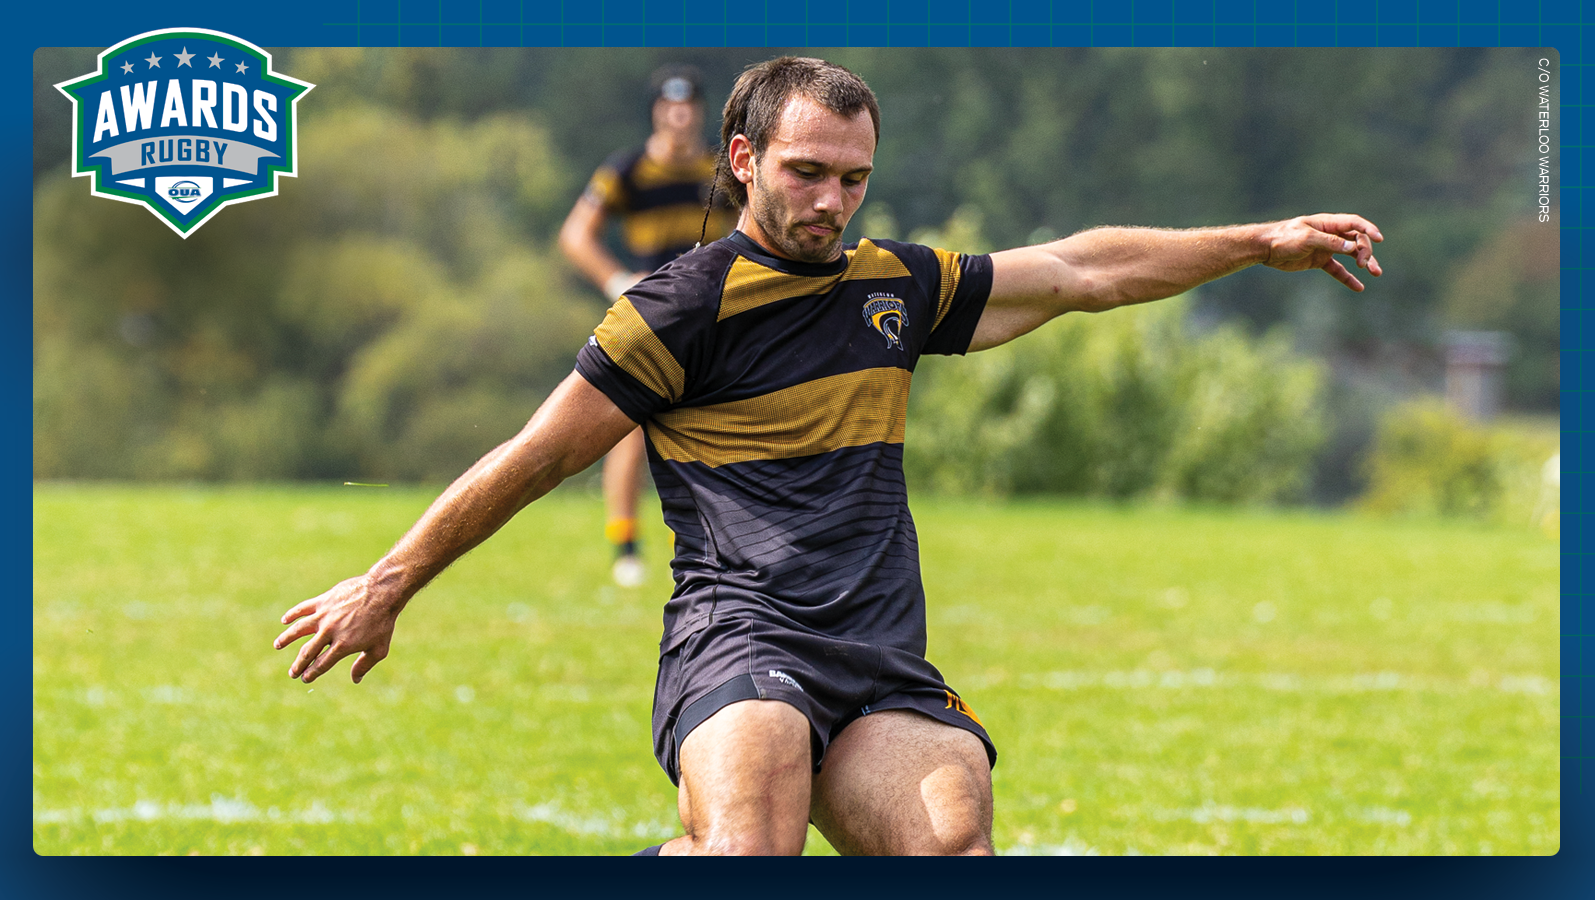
[651,614,998,785]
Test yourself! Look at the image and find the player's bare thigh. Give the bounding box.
[810,709,994,856]
[660,698,813,856]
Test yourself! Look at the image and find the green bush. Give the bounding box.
[1358,401,1559,524]
[331,248,597,481]
[905,295,1327,503]
[33,104,595,482]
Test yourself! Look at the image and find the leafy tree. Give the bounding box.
[34,47,1553,487]
[34,102,596,480]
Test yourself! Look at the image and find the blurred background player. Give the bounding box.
[559,65,733,587]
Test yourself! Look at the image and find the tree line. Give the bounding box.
[33,47,1554,500]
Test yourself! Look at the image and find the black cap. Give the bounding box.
[651,64,702,103]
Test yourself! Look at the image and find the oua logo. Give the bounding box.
[56,27,314,237]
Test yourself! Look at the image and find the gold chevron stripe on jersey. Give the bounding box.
[931,247,965,331]
[717,239,915,322]
[594,297,686,403]
[646,367,911,468]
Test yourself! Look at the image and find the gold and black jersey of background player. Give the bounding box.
[583,148,735,272]
[575,230,994,656]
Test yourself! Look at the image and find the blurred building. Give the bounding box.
[1444,330,1511,421]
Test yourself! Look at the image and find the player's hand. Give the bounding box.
[274,574,401,684]
[1261,214,1384,291]
[603,271,648,301]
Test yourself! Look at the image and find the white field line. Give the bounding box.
[34,794,354,825]
[1355,806,1414,826]
[1145,804,1414,827]
[1000,837,1102,855]
[1015,669,1556,695]
[998,805,1415,855]
[517,802,676,840]
[1152,803,1311,825]
[1148,804,1422,823]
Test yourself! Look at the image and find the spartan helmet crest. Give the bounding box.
[862,294,908,350]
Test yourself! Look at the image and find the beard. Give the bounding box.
[748,164,846,264]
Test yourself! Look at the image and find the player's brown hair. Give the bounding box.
[712,57,880,210]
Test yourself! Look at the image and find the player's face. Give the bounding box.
[653,98,703,141]
[736,95,875,264]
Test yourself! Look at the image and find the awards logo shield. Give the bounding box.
[55,28,314,238]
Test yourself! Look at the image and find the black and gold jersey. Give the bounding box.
[582,148,734,272]
[575,231,993,655]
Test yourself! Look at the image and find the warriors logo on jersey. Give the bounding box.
[862,294,908,350]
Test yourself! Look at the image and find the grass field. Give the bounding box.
[32,483,1559,855]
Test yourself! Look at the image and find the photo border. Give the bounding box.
[14,1,1586,893]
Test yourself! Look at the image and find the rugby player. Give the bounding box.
[558,65,734,587]
[276,56,1382,856]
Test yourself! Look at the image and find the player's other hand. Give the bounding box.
[1261,214,1384,291]
[274,574,400,684]
[604,270,649,301]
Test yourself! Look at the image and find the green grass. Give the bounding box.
[33,484,1560,855]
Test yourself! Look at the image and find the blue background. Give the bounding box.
[10,0,1587,894]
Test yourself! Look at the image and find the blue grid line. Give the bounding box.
[319,17,1593,47]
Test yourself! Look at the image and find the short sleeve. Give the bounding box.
[574,255,719,424]
[921,250,994,356]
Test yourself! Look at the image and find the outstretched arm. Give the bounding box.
[970,214,1383,351]
[273,371,638,684]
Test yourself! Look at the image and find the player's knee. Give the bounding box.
[917,762,993,856]
[909,807,992,856]
[932,826,994,856]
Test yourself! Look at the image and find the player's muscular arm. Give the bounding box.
[273,372,638,684]
[970,214,1383,351]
